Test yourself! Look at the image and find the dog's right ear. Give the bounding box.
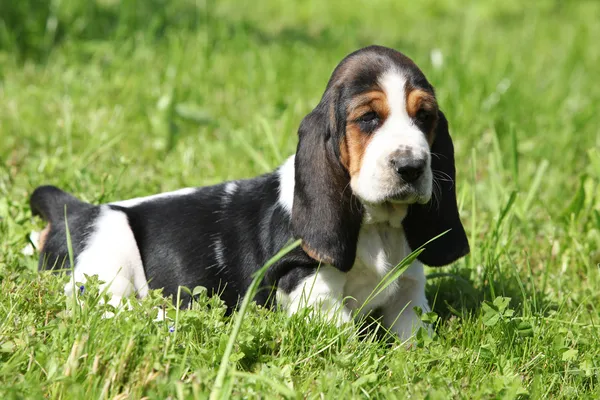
[291,93,363,272]
[402,110,470,266]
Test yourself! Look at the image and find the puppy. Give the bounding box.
[30,45,469,340]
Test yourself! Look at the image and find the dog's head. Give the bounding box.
[291,45,469,271]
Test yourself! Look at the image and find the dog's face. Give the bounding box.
[292,45,469,271]
[336,57,438,206]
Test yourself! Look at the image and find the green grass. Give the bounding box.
[2,0,600,398]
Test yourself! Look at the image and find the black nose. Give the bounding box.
[390,157,426,183]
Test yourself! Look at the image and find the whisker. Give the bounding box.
[343,181,352,197]
[430,152,449,161]
[432,170,455,189]
[431,177,442,212]
[432,169,453,180]
[432,173,452,183]
[341,182,357,213]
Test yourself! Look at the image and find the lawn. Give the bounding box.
[1,0,600,398]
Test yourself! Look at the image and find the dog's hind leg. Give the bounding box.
[64,206,149,309]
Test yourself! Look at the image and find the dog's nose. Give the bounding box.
[390,157,426,183]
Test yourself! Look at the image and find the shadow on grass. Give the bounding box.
[426,267,557,321]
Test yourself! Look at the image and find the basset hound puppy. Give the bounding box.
[30,45,469,340]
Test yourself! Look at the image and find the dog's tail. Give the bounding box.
[30,185,88,223]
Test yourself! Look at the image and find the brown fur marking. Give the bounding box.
[405,87,438,145]
[38,224,51,251]
[341,90,390,179]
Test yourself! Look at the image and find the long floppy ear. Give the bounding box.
[291,99,363,272]
[402,110,470,266]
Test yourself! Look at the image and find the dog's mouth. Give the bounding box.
[350,174,432,208]
[356,188,430,208]
[385,185,431,205]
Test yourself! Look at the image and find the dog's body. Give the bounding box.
[31,46,469,340]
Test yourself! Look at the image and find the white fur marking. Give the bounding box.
[224,181,237,195]
[352,70,432,204]
[277,265,351,325]
[345,223,411,313]
[111,187,197,208]
[277,155,295,214]
[29,230,41,250]
[22,243,35,256]
[220,182,238,210]
[382,261,432,340]
[212,236,226,273]
[223,182,238,204]
[64,206,149,308]
[349,225,431,340]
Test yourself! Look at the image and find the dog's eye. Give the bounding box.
[414,109,437,131]
[358,111,379,123]
[415,109,432,123]
[356,111,381,133]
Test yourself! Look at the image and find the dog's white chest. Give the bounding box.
[344,223,412,312]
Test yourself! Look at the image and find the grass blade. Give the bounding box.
[521,159,548,214]
[63,204,80,314]
[64,205,75,270]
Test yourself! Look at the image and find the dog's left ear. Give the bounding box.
[403,110,470,266]
[291,90,363,272]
